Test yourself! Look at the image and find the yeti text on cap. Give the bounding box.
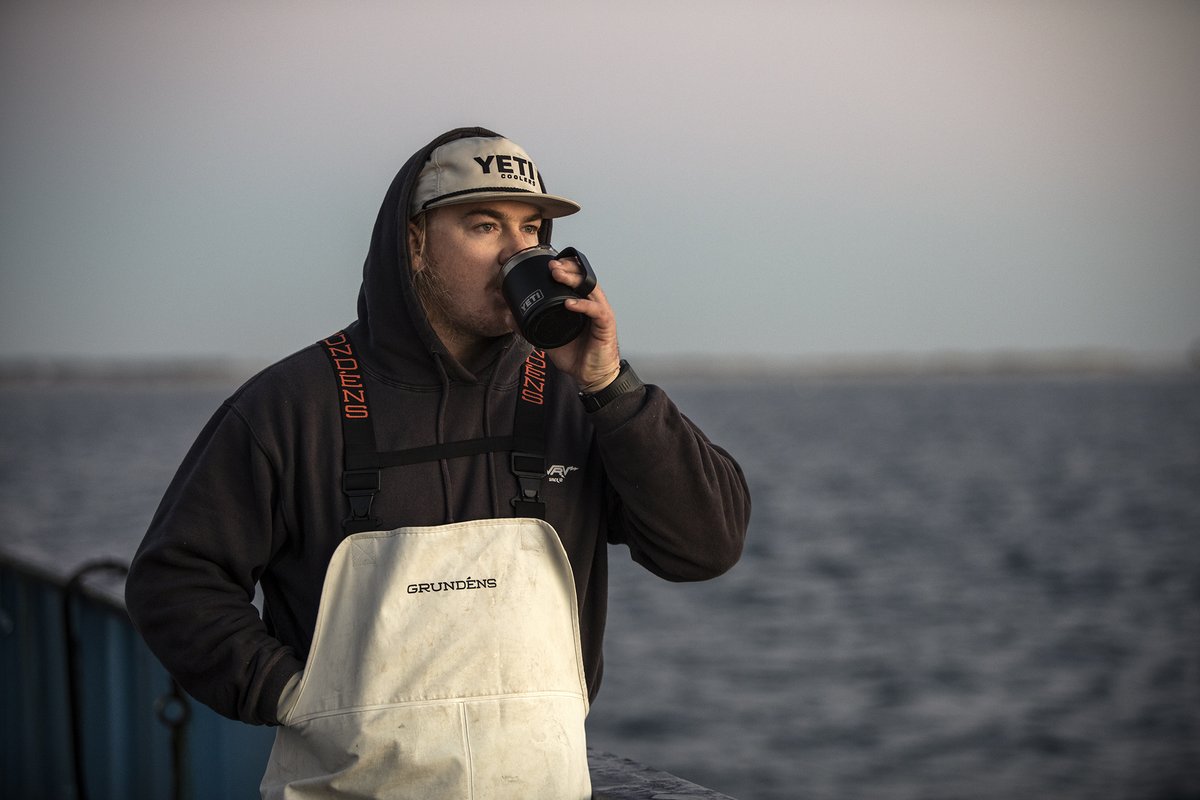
[474,154,540,188]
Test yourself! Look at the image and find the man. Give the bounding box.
[126,126,751,798]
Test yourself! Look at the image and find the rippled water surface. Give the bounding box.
[2,371,1198,799]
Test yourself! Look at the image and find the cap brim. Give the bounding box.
[421,190,581,219]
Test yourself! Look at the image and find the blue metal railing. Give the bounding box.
[0,554,274,800]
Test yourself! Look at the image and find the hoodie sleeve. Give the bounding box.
[588,383,750,581]
[125,401,304,726]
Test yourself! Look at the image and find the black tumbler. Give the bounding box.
[501,245,597,349]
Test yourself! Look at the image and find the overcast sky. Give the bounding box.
[2,1,1198,365]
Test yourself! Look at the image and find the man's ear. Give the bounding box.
[407,216,426,271]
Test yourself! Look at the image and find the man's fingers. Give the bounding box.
[549,259,588,292]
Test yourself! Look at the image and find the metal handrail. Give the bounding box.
[63,560,132,800]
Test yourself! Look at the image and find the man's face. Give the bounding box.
[409,200,544,344]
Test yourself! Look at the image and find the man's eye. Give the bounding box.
[476,222,497,232]
[523,225,541,235]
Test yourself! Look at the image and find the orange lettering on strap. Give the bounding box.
[321,332,371,420]
[519,349,547,405]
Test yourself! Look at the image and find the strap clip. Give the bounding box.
[342,468,380,526]
[509,451,546,516]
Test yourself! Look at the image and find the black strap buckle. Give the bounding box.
[342,468,380,526]
[509,451,546,516]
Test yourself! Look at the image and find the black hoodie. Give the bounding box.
[125,126,751,726]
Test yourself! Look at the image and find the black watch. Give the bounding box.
[579,360,642,412]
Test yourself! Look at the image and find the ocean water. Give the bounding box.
[2,370,1198,800]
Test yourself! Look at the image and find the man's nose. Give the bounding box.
[497,228,535,264]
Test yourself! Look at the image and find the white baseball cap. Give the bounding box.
[410,135,581,219]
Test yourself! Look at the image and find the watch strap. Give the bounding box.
[579,360,642,412]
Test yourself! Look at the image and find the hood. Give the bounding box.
[350,126,555,383]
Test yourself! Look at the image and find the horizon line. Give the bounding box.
[0,346,1195,386]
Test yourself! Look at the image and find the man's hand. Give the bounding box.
[544,257,622,392]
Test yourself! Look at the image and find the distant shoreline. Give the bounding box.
[1,348,1194,387]
[0,358,266,387]
[638,348,1197,383]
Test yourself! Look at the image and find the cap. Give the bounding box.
[410,136,581,219]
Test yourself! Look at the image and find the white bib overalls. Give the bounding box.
[260,518,592,799]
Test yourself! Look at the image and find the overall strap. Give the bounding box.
[510,348,550,518]
[320,332,379,533]
[319,333,550,534]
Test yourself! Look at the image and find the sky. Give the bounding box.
[2,0,1198,365]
